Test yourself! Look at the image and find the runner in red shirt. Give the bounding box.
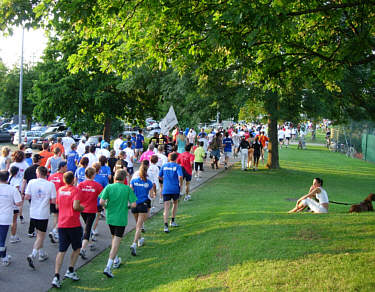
[77,167,103,260]
[176,144,195,201]
[47,161,67,243]
[51,171,84,289]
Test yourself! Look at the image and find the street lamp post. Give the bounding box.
[18,26,24,145]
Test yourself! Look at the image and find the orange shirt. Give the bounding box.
[258,135,269,148]
[50,143,65,157]
[39,150,54,167]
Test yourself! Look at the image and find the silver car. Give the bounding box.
[13,130,43,147]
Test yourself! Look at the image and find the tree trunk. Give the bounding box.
[102,117,112,142]
[311,120,316,141]
[26,117,32,130]
[266,113,280,169]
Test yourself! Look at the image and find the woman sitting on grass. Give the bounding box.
[288,178,329,213]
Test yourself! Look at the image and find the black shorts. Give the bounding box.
[279,138,284,142]
[50,203,59,214]
[159,178,163,184]
[97,205,104,212]
[58,226,83,252]
[194,162,204,171]
[127,167,134,175]
[109,225,126,238]
[81,213,96,240]
[163,194,180,202]
[13,209,19,215]
[182,167,192,182]
[30,218,49,233]
[131,199,151,214]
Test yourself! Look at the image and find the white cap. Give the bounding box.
[25,148,33,154]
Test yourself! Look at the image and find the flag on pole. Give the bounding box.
[159,106,178,135]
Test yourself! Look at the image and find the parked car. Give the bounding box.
[44,125,67,135]
[8,124,27,135]
[31,132,66,150]
[31,125,48,133]
[146,128,161,138]
[0,130,12,143]
[87,135,102,146]
[0,123,14,132]
[13,131,43,147]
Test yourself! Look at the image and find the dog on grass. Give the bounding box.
[349,193,375,213]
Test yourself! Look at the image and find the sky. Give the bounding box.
[0,27,47,68]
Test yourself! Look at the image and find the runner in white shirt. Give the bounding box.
[187,129,196,144]
[124,142,135,178]
[232,129,241,157]
[77,138,87,157]
[25,166,57,269]
[62,131,76,156]
[156,145,168,168]
[278,128,285,149]
[83,145,99,167]
[0,171,22,266]
[113,134,124,157]
[96,142,110,159]
[285,127,292,148]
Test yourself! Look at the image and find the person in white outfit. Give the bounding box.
[288,178,329,213]
[238,136,250,171]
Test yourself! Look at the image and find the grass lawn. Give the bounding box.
[59,146,375,291]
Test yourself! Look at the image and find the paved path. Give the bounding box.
[0,156,239,292]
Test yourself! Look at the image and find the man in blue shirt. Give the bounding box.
[135,130,144,161]
[159,152,183,233]
[222,132,234,170]
[66,144,79,174]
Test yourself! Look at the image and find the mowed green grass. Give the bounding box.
[59,145,375,292]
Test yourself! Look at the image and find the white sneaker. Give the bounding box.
[150,207,156,214]
[130,243,137,256]
[103,267,114,278]
[51,276,61,288]
[39,252,48,262]
[1,255,11,266]
[27,254,35,269]
[138,237,145,247]
[163,225,170,233]
[49,232,57,244]
[53,230,59,239]
[91,229,98,236]
[64,270,80,281]
[10,235,21,243]
[113,257,122,269]
[170,221,178,227]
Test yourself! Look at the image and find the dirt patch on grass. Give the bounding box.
[296,229,323,240]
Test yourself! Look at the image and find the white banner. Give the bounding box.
[159,106,178,135]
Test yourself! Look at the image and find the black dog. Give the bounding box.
[349,193,375,213]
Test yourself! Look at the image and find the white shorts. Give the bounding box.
[301,198,328,213]
[224,151,232,158]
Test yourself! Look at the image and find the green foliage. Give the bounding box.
[0,63,36,123]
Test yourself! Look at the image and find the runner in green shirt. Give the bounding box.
[99,169,136,278]
[194,141,206,180]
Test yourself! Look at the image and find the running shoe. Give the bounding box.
[64,270,80,281]
[1,255,11,266]
[9,235,21,243]
[38,252,48,262]
[113,257,122,269]
[130,243,137,256]
[51,276,61,288]
[183,195,191,201]
[138,237,145,247]
[49,232,57,244]
[91,229,98,236]
[91,234,97,242]
[164,226,170,233]
[79,249,87,260]
[170,221,179,227]
[27,254,35,269]
[27,232,36,238]
[141,227,145,233]
[103,267,114,278]
[150,207,156,214]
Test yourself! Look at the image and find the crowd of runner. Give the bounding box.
[0,122,315,288]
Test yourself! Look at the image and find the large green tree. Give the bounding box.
[0,63,36,127]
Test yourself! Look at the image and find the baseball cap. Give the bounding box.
[101,142,109,149]
[33,153,43,160]
[58,161,67,169]
[25,148,33,154]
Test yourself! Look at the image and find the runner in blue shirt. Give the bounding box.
[159,152,183,233]
[66,144,79,174]
[131,133,136,150]
[135,130,144,160]
[74,156,89,185]
[222,132,234,170]
[129,162,154,256]
[98,156,112,186]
